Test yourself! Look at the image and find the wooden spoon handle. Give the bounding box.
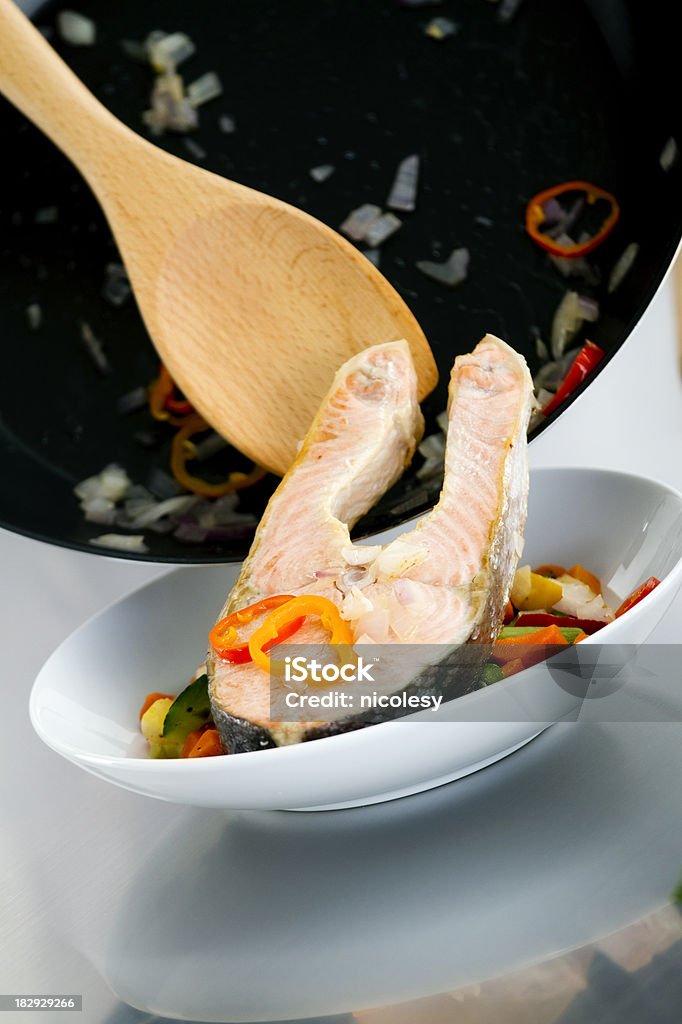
[0,0,133,186]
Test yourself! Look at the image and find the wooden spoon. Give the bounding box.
[0,1,437,475]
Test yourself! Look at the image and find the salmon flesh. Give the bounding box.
[207,335,534,751]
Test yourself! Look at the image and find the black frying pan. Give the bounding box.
[1,0,680,562]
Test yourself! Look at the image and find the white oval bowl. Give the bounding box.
[30,467,682,809]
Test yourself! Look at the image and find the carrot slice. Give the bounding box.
[181,724,209,758]
[574,631,590,643]
[494,624,569,667]
[501,658,526,678]
[567,564,601,595]
[187,728,223,758]
[503,600,514,624]
[139,692,175,721]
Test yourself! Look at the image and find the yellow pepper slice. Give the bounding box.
[514,572,563,612]
[171,413,266,498]
[249,595,354,674]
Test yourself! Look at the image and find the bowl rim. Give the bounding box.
[29,465,682,772]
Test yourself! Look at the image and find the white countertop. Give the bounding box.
[1,271,681,1023]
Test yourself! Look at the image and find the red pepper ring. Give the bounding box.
[525,180,620,259]
[209,595,304,663]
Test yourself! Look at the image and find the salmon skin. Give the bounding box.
[207,335,534,752]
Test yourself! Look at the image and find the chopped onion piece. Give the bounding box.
[417,458,444,482]
[417,247,469,287]
[340,204,382,242]
[424,17,458,39]
[533,347,580,392]
[342,544,382,566]
[436,410,448,434]
[128,495,197,529]
[474,215,494,228]
[660,137,678,172]
[81,321,110,375]
[102,262,131,306]
[26,303,42,330]
[57,10,96,46]
[90,534,148,554]
[34,206,59,225]
[183,137,206,161]
[550,291,597,360]
[364,212,402,247]
[549,249,599,284]
[577,295,600,322]
[387,154,419,212]
[608,242,639,294]
[82,497,117,525]
[148,32,196,73]
[219,115,236,134]
[187,72,223,108]
[143,72,198,135]
[147,467,184,499]
[418,433,445,460]
[309,164,335,183]
[534,332,549,361]
[498,0,524,22]
[75,464,131,504]
[363,248,381,268]
[116,386,147,415]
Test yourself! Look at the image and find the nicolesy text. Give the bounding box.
[283,655,375,683]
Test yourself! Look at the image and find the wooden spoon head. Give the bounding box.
[112,165,437,475]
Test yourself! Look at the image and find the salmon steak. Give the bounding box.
[207,335,534,752]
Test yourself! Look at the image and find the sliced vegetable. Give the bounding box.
[510,564,531,608]
[416,247,469,287]
[567,563,601,595]
[159,673,212,757]
[499,625,583,644]
[387,154,419,212]
[553,573,613,622]
[171,414,266,497]
[186,727,222,758]
[149,364,194,422]
[493,624,570,667]
[615,577,661,618]
[525,181,620,259]
[542,341,605,417]
[574,632,590,643]
[140,696,175,757]
[533,564,567,579]
[209,595,304,662]
[503,599,514,624]
[480,662,505,685]
[514,613,606,635]
[249,595,354,673]
[501,658,526,678]
[513,571,563,612]
[139,691,175,720]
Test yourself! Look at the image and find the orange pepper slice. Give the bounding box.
[525,180,620,259]
[249,595,354,674]
[209,595,304,662]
